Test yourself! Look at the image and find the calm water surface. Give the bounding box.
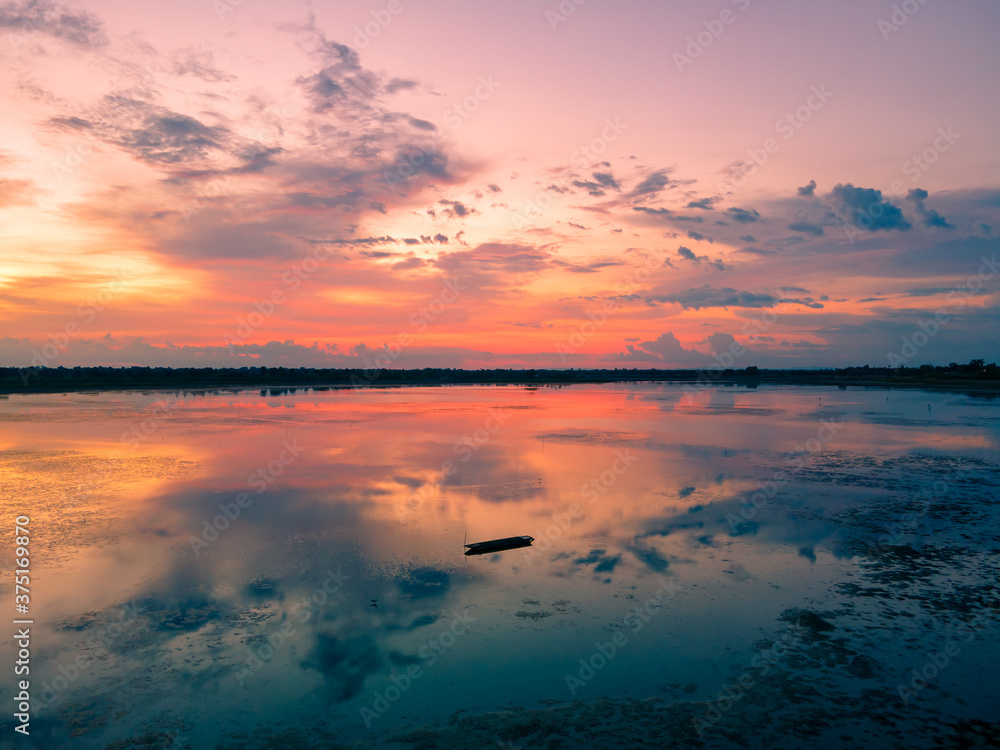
[1,384,998,748]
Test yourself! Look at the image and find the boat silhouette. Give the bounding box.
[463,535,534,556]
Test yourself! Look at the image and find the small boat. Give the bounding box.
[464,535,534,556]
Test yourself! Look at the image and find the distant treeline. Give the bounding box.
[1,360,998,393]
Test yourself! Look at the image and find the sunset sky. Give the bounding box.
[2,0,998,369]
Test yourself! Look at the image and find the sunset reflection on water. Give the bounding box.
[1,384,998,748]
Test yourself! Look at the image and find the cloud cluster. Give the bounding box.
[829,183,910,232]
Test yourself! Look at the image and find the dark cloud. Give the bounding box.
[797,180,817,198]
[687,231,711,243]
[34,22,462,220]
[675,246,724,271]
[287,190,362,210]
[706,331,741,355]
[686,197,716,210]
[392,257,425,271]
[67,97,230,167]
[632,206,704,224]
[787,221,824,236]
[295,37,381,113]
[572,179,609,197]
[557,257,625,274]
[0,0,107,46]
[906,188,955,229]
[303,632,383,700]
[49,115,93,131]
[434,242,551,289]
[386,145,452,182]
[572,171,622,197]
[170,48,234,83]
[384,77,418,94]
[438,199,475,219]
[627,169,672,198]
[229,144,283,175]
[607,331,708,364]
[573,549,623,573]
[628,546,670,572]
[648,286,823,310]
[649,286,776,310]
[406,116,437,131]
[592,171,621,191]
[829,183,911,232]
[305,235,397,246]
[726,207,761,223]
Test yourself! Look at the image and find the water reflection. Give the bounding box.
[0,384,998,748]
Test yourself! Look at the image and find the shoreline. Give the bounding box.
[2,373,999,397]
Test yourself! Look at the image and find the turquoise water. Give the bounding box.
[0,383,998,748]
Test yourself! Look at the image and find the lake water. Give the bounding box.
[1,383,998,748]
